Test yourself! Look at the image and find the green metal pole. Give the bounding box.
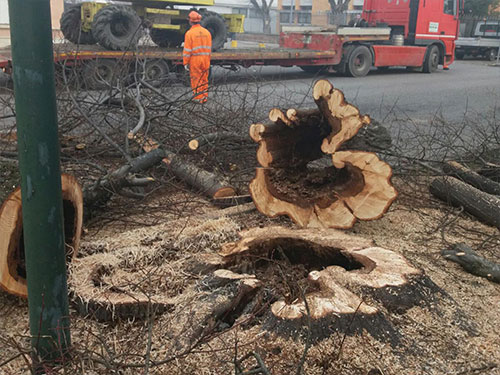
[7,0,71,365]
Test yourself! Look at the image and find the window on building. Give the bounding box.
[249,8,261,18]
[233,8,248,16]
[297,12,311,24]
[280,11,293,23]
[300,5,312,11]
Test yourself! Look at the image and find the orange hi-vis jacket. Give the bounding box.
[183,24,212,102]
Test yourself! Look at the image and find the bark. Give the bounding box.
[442,243,500,283]
[0,174,83,298]
[430,176,500,228]
[83,148,165,208]
[443,161,500,196]
[135,134,236,199]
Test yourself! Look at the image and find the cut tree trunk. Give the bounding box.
[0,174,83,298]
[443,161,500,196]
[430,176,500,228]
[442,243,500,283]
[135,134,236,199]
[249,79,397,229]
[196,226,449,345]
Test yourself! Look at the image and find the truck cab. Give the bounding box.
[362,0,460,66]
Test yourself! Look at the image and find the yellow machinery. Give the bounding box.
[60,1,245,51]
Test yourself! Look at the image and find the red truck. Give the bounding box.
[0,0,461,85]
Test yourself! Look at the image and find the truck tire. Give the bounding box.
[92,5,143,51]
[143,59,170,87]
[200,11,227,51]
[346,45,372,77]
[60,5,96,45]
[150,29,184,48]
[83,59,118,90]
[423,45,439,73]
[455,50,465,60]
[486,48,498,61]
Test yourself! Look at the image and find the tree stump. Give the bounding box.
[0,174,83,297]
[194,226,448,346]
[249,79,397,229]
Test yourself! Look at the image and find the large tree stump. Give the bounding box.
[195,226,450,345]
[0,174,83,297]
[249,80,397,229]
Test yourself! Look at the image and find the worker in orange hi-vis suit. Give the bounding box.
[183,11,212,103]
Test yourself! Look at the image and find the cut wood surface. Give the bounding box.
[430,176,500,228]
[187,132,249,151]
[442,243,500,283]
[0,174,83,298]
[443,161,500,196]
[248,79,396,229]
[313,79,371,154]
[211,226,446,344]
[135,134,236,199]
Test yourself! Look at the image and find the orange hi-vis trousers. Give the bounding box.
[183,24,212,103]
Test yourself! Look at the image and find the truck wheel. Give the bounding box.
[486,48,498,61]
[423,45,439,73]
[83,59,118,90]
[455,50,465,60]
[346,45,372,77]
[150,29,184,48]
[60,5,96,45]
[92,5,143,51]
[200,11,227,51]
[143,59,170,87]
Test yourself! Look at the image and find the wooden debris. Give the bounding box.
[187,132,249,151]
[248,79,397,229]
[135,134,237,199]
[443,161,500,196]
[442,243,500,283]
[0,174,83,298]
[430,176,500,228]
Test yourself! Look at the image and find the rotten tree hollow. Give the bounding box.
[250,79,397,229]
[0,174,84,298]
[197,226,443,345]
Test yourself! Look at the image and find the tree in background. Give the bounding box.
[464,0,500,16]
[250,0,274,34]
[328,0,350,25]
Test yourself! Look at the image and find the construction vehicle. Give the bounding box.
[455,19,500,60]
[59,1,245,51]
[2,0,461,83]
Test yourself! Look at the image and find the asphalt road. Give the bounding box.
[210,59,500,124]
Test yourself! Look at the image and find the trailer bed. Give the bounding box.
[0,44,338,72]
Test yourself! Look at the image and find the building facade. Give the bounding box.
[277,0,363,32]
[0,0,64,47]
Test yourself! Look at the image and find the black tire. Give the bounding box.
[423,45,439,73]
[83,59,118,90]
[60,5,96,45]
[346,45,372,77]
[200,11,227,51]
[486,48,498,62]
[299,65,326,74]
[455,50,465,60]
[92,5,143,51]
[150,29,184,48]
[143,59,170,87]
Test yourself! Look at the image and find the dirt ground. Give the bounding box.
[0,176,499,375]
